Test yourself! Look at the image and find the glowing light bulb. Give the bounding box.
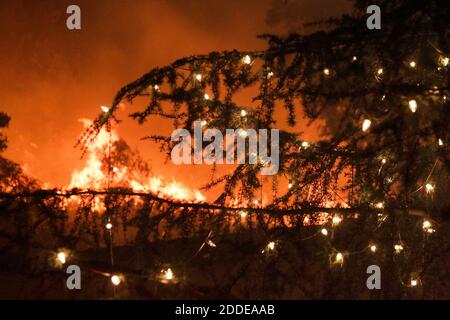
[381,158,387,165]
[377,68,383,75]
[409,61,416,68]
[438,138,444,146]
[267,71,274,78]
[101,106,110,113]
[301,141,310,149]
[240,109,247,117]
[362,119,371,132]
[352,56,357,61]
[207,240,216,247]
[195,74,202,81]
[239,130,248,137]
[321,228,328,236]
[267,241,275,251]
[164,268,174,280]
[111,275,121,286]
[243,55,251,64]
[370,245,377,253]
[394,244,404,253]
[408,100,417,113]
[201,120,207,126]
[422,221,436,233]
[335,252,344,264]
[240,211,247,218]
[204,93,210,100]
[375,202,384,209]
[57,251,66,264]
[105,222,113,230]
[439,56,449,67]
[153,84,160,91]
[425,183,434,193]
[332,216,342,226]
[288,182,293,189]
[410,279,418,287]
[323,68,330,76]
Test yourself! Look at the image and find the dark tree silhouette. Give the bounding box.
[0,0,449,299]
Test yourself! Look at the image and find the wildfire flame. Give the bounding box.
[69,119,205,202]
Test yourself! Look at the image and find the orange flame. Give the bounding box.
[69,119,205,202]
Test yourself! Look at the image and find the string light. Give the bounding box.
[381,158,387,165]
[201,120,207,126]
[204,93,210,100]
[163,268,174,281]
[375,202,384,209]
[105,222,113,230]
[422,220,435,233]
[394,244,404,254]
[425,183,434,193]
[439,56,449,67]
[438,138,444,146]
[267,71,274,79]
[352,56,357,61]
[195,74,202,81]
[111,275,121,286]
[370,245,377,253]
[100,106,110,113]
[240,109,247,117]
[153,84,160,91]
[240,211,248,218]
[408,99,417,113]
[301,141,310,149]
[321,228,328,236]
[332,215,342,226]
[238,130,248,137]
[323,68,330,76]
[243,55,252,64]
[262,241,276,253]
[377,68,383,75]
[335,252,344,264]
[409,61,416,68]
[288,182,293,189]
[362,119,371,132]
[57,251,66,264]
[207,240,216,247]
[410,279,418,287]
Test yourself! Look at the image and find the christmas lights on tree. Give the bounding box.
[0,0,449,299]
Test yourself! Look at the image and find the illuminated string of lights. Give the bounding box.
[6,41,447,296]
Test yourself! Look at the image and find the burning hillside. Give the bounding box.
[69,119,205,202]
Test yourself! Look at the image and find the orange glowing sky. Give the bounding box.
[0,0,350,194]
